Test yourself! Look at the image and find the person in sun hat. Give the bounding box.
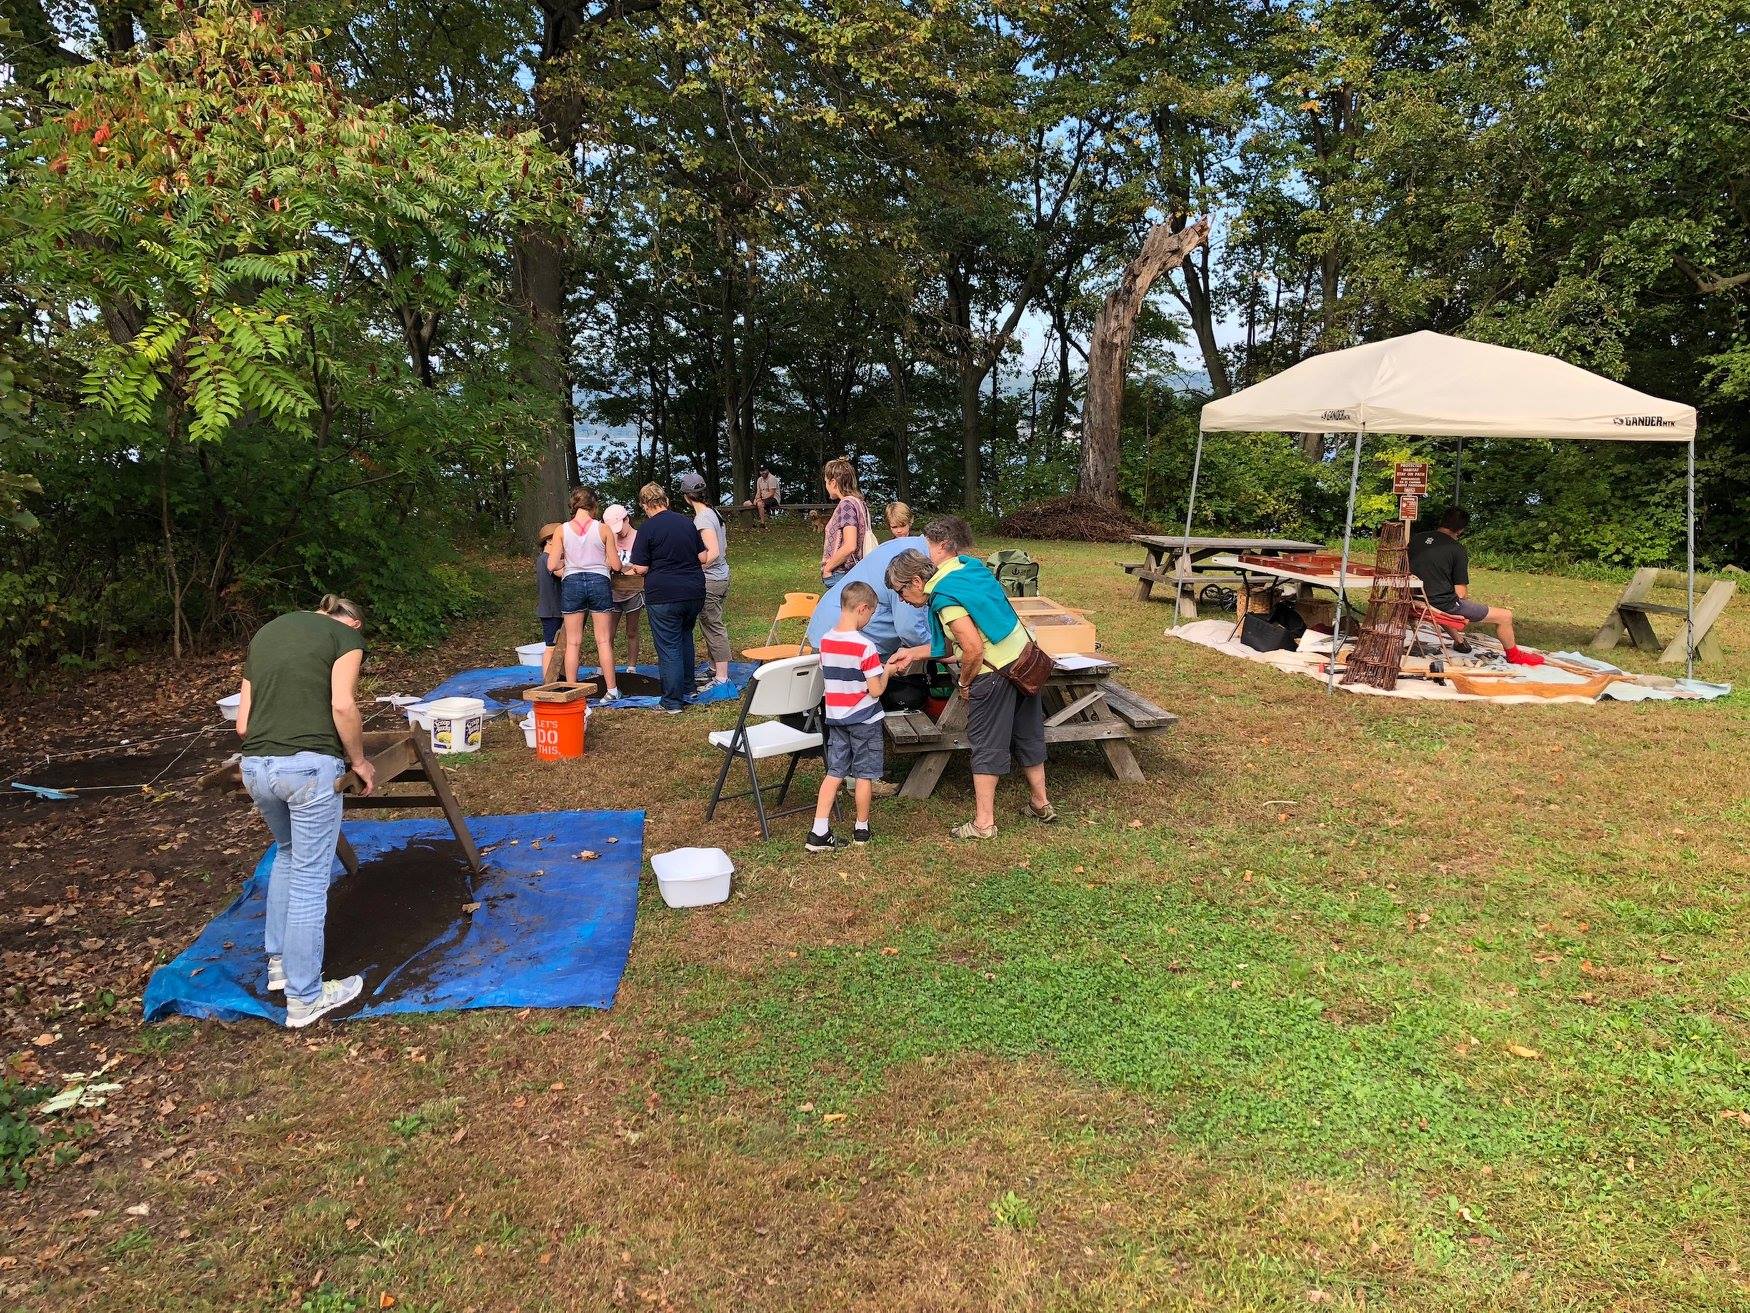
[602,502,643,671]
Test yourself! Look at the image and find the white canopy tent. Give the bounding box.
[1186,330,1701,684]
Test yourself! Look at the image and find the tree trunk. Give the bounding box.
[720,261,742,504]
[959,364,982,513]
[1078,218,1210,506]
[886,350,912,503]
[512,226,573,543]
[1180,242,1231,396]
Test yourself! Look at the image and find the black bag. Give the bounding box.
[881,672,929,711]
[1240,613,1290,653]
[1267,599,1308,644]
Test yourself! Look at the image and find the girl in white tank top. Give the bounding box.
[562,514,611,577]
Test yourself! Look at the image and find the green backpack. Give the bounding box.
[985,549,1040,598]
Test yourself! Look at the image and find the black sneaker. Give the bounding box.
[852,825,871,845]
[805,829,844,853]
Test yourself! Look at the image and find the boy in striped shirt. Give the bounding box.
[808,581,890,851]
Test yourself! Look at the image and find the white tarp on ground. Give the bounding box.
[1198,330,1696,441]
[1165,621,1730,705]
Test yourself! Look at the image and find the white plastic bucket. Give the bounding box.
[217,693,241,723]
[650,847,734,908]
[404,702,434,731]
[516,642,547,668]
[520,715,537,749]
[423,696,485,755]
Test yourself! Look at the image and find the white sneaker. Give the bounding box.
[284,976,363,1028]
[267,956,286,992]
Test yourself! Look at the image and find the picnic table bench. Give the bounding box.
[884,662,1177,800]
[1590,567,1735,665]
[1124,535,1324,618]
[725,501,836,520]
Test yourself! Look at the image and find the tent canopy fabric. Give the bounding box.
[1198,330,1695,441]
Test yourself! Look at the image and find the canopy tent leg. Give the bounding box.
[1328,428,1365,693]
[1174,429,1206,630]
[1687,435,1696,681]
[1453,437,1463,505]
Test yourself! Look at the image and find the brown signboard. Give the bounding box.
[1393,461,1430,495]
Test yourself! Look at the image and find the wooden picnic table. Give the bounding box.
[1210,553,1424,640]
[725,501,835,520]
[883,662,1177,800]
[1125,535,1325,617]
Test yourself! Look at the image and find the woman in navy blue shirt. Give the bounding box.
[627,482,709,712]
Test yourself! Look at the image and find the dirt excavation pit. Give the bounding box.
[481,670,668,703]
[319,839,479,1008]
[5,737,228,805]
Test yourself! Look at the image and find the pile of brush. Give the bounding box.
[997,494,1154,543]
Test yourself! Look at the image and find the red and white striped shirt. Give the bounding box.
[818,629,884,725]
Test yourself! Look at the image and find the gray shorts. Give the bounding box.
[824,719,885,781]
[1445,596,1489,622]
[965,670,1046,776]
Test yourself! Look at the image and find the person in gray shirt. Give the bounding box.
[680,472,732,689]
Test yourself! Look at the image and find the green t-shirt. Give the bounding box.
[239,611,365,760]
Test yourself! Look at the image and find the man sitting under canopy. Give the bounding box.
[1409,507,1543,666]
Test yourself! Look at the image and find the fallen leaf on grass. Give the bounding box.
[1505,1043,1542,1060]
[549,1082,565,1091]
[577,850,600,860]
[33,1033,54,1047]
[1305,1292,1334,1307]
[125,1203,149,1217]
[797,1102,814,1113]
[880,946,898,956]
[449,1126,467,1144]
[345,1218,361,1232]
[380,1296,396,1310]
[822,1112,846,1124]
[1657,952,1681,964]
[1718,1109,1750,1127]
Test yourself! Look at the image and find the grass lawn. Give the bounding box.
[9,523,1750,1311]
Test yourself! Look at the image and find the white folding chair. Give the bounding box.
[704,653,830,839]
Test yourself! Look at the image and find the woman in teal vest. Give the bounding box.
[885,517,1057,839]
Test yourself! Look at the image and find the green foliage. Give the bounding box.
[0,1078,50,1189]
[0,0,570,669]
[298,1285,361,1313]
[991,1190,1038,1231]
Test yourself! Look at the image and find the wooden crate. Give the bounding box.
[1012,595,1097,656]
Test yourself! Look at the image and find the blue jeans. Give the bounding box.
[241,752,346,1005]
[646,596,705,709]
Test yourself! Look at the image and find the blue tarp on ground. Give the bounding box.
[142,810,644,1025]
[420,662,757,714]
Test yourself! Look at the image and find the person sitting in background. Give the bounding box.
[627,482,708,713]
[806,581,890,852]
[884,501,913,540]
[234,595,376,1028]
[750,464,781,526]
[1409,506,1543,666]
[603,503,643,672]
[535,522,564,684]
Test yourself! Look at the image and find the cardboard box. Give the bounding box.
[1012,595,1097,656]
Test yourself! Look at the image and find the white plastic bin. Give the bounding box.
[520,714,537,749]
[422,696,485,755]
[516,642,547,668]
[217,693,241,722]
[650,847,733,908]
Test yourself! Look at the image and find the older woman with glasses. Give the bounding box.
[885,515,1056,839]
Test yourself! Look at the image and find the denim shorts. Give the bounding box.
[824,719,885,781]
[561,571,613,615]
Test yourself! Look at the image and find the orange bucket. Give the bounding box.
[533,699,586,760]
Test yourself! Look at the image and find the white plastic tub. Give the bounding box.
[520,714,537,749]
[422,696,485,755]
[516,642,547,668]
[650,847,733,909]
[404,702,434,731]
[217,693,241,723]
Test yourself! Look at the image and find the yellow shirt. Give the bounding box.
[926,558,1029,671]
